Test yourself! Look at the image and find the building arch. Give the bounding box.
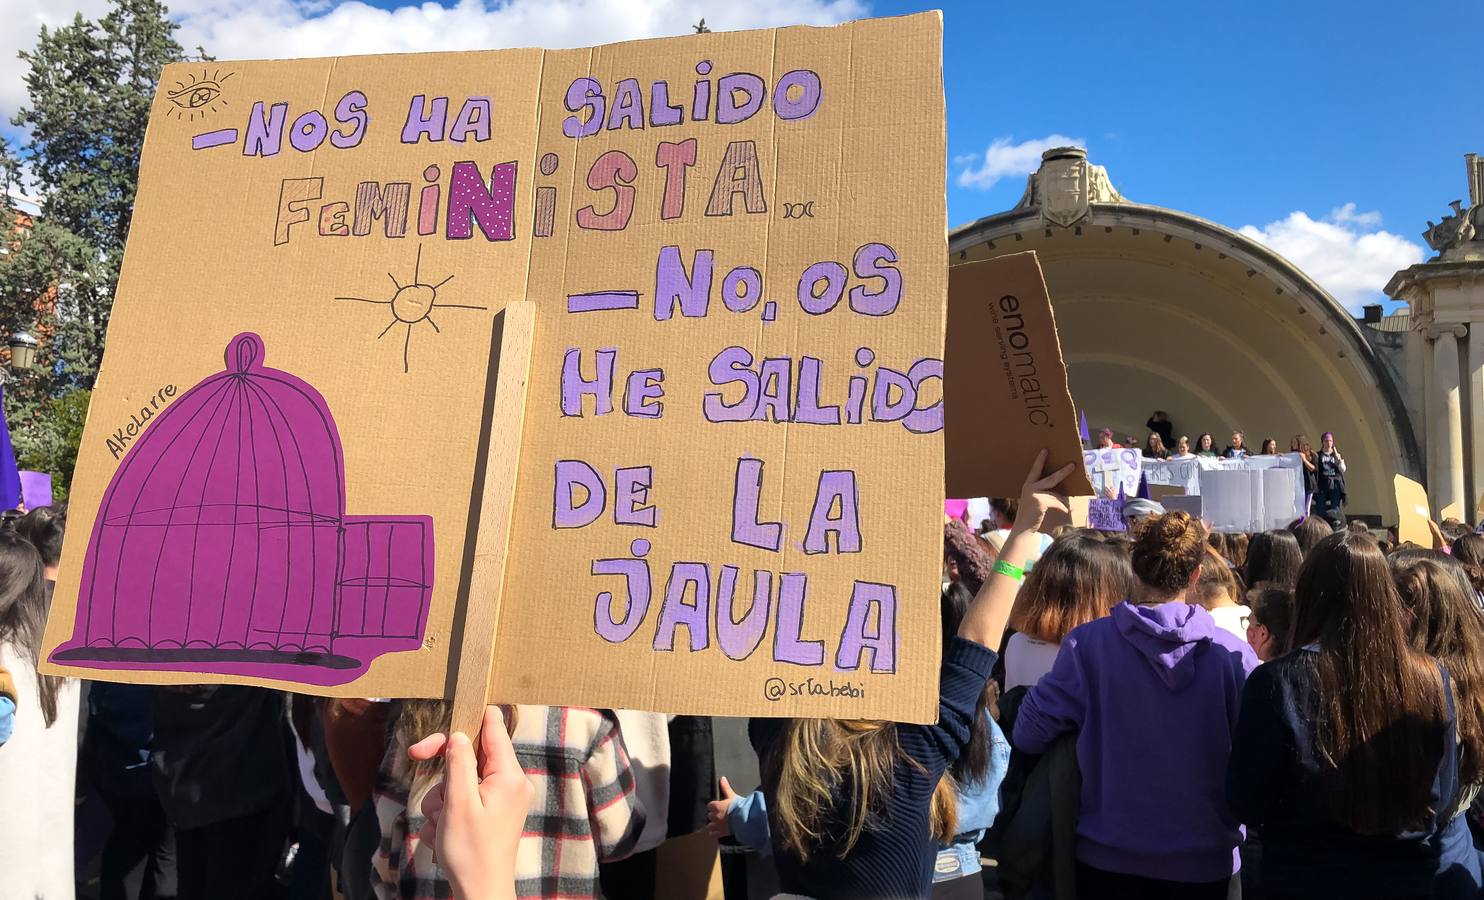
[949,148,1421,520]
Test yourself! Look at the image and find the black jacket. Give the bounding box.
[152,685,291,830]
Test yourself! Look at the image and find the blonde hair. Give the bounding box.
[770,719,955,860]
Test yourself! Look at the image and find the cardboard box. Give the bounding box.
[944,254,1092,500]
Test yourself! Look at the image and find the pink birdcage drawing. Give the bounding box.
[50,332,435,686]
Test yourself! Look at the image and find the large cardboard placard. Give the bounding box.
[1395,475,1432,545]
[40,13,949,722]
[944,254,1092,500]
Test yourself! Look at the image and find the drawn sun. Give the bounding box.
[335,246,486,374]
[165,69,234,122]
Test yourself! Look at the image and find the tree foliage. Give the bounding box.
[1,0,200,497]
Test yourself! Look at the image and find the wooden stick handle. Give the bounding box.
[450,301,535,738]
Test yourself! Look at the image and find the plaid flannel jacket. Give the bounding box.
[371,705,645,900]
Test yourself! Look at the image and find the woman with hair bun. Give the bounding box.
[1014,511,1259,897]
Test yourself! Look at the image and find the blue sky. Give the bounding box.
[911,0,1484,240]
[5,0,1481,309]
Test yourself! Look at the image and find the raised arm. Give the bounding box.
[958,449,1074,650]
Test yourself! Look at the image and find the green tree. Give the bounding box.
[5,0,198,382]
[11,389,91,503]
[0,0,202,498]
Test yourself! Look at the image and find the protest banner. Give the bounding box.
[1141,457,1201,495]
[1084,448,1142,498]
[1442,500,1465,523]
[41,12,951,723]
[944,253,1093,500]
[1396,475,1433,545]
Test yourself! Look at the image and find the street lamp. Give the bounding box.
[7,333,37,371]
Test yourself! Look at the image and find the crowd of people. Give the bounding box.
[5,446,1484,899]
[1094,410,1351,527]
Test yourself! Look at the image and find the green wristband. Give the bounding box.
[992,559,1025,582]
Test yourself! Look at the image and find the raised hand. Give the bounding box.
[408,705,533,900]
[705,776,739,838]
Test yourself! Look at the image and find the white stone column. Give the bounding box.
[1432,324,1468,515]
[1422,328,1438,499]
[1470,322,1484,516]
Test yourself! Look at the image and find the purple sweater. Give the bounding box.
[1014,601,1258,882]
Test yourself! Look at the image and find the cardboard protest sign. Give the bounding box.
[1086,498,1126,532]
[944,253,1092,500]
[40,13,949,722]
[1396,475,1433,545]
[1442,500,1466,523]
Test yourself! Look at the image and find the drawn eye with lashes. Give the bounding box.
[164,69,234,122]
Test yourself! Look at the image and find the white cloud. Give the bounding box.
[1328,201,1381,228]
[1238,206,1424,312]
[0,0,867,122]
[955,134,1083,191]
[0,0,113,118]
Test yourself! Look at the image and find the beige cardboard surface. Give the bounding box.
[1395,475,1432,546]
[40,13,948,722]
[1148,485,1186,502]
[944,253,1094,500]
[1442,501,1465,523]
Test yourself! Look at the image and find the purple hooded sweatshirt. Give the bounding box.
[1014,600,1259,883]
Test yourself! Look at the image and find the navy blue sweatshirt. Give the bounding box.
[749,637,995,899]
[1226,651,1481,899]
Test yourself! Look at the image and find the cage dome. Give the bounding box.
[52,332,435,686]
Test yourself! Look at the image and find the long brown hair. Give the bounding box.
[1245,530,1303,589]
[1227,533,1249,569]
[941,582,992,787]
[1008,533,1131,642]
[0,529,60,726]
[769,719,955,860]
[1289,515,1333,557]
[1191,545,1238,610]
[779,571,985,861]
[1390,555,1484,785]
[1450,533,1484,596]
[1290,531,1449,833]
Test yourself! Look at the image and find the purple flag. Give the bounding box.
[1078,409,1089,444]
[19,471,51,509]
[0,388,22,511]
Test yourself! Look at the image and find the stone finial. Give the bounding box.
[1012,146,1126,228]
[1422,153,1484,260]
